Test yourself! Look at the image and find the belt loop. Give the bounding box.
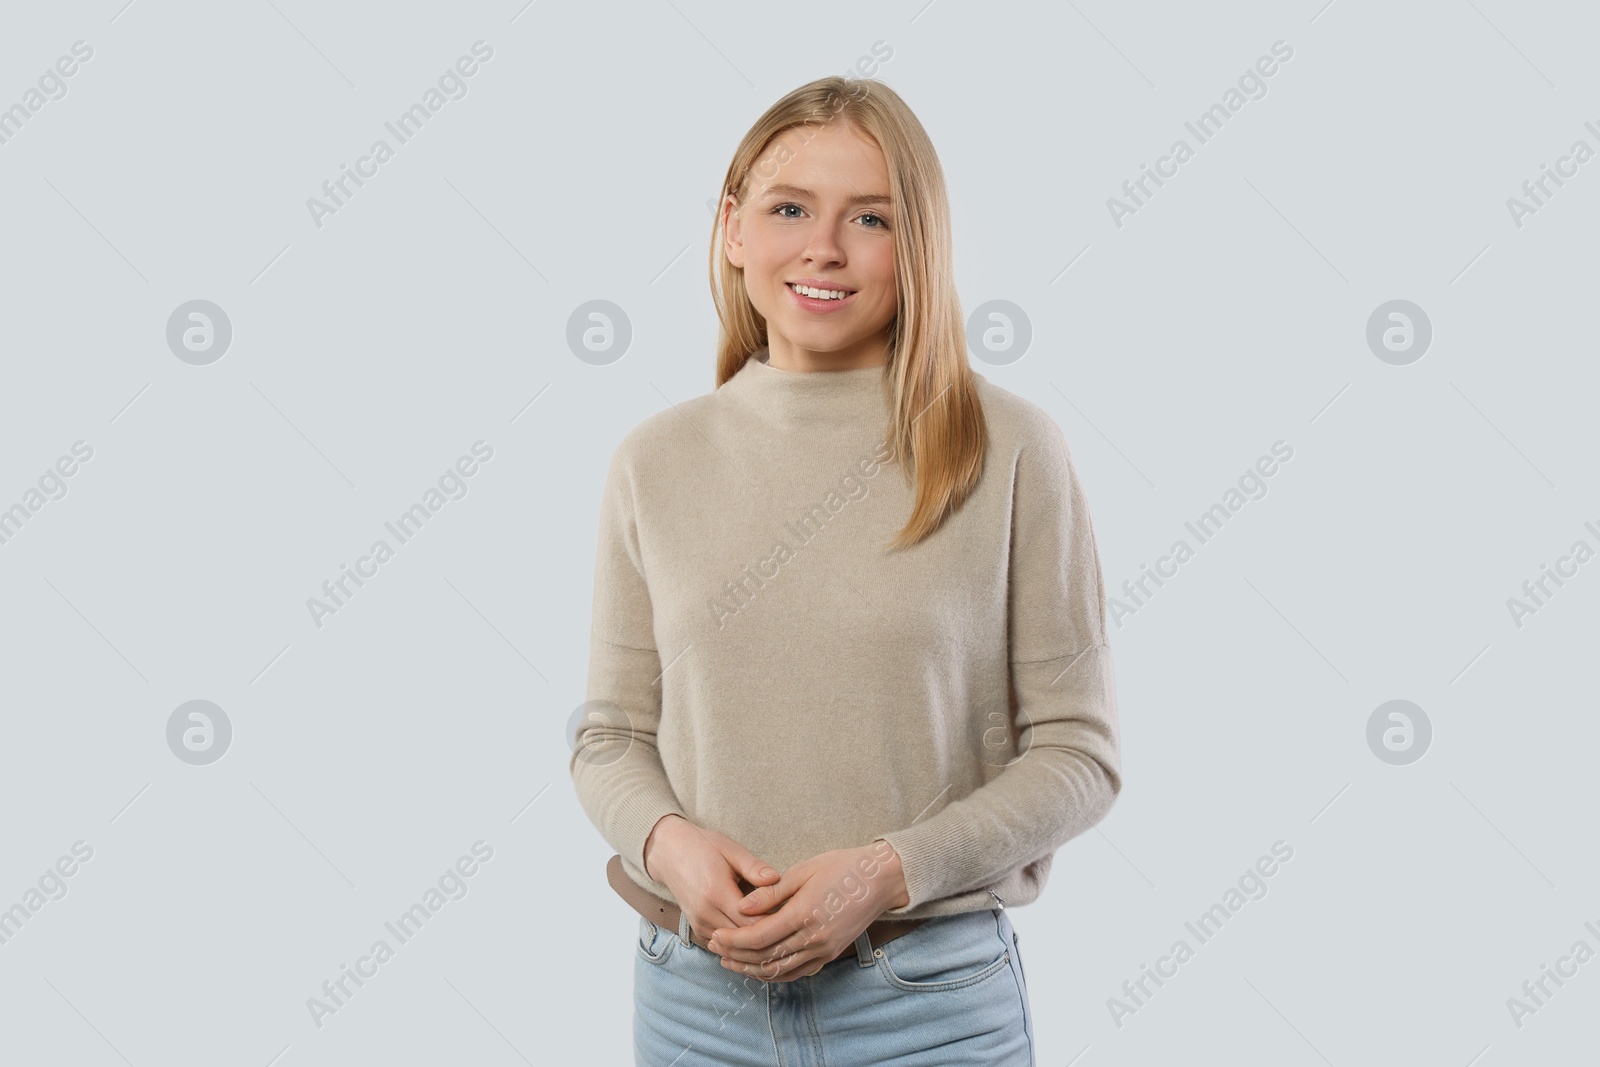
[678,908,693,948]
[854,929,875,967]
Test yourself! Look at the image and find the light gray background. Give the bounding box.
[2,1,1596,1064]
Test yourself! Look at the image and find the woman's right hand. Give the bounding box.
[644,814,782,945]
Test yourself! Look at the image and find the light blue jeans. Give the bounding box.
[633,901,1035,1066]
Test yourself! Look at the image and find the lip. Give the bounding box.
[786,281,858,314]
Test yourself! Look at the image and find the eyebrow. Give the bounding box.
[756,183,892,207]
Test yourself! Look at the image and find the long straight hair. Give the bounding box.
[708,76,987,552]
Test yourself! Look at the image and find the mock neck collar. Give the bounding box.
[723,345,893,430]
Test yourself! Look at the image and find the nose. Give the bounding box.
[801,219,847,266]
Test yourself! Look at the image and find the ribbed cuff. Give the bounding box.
[615,790,687,878]
[876,817,985,913]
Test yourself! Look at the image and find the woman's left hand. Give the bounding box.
[707,841,908,982]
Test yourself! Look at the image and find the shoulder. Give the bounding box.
[972,372,1076,473]
[604,389,721,479]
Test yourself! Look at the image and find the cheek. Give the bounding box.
[866,245,896,288]
[868,256,897,301]
[748,248,789,288]
[737,246,774,285]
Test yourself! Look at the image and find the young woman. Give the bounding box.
[571,75,1122,1066]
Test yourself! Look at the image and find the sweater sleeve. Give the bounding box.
[569,440,687,877]
[876,416,1122,912]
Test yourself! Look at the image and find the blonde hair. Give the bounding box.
[709,76,987,551]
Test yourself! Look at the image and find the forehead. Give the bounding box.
[751,122,890,199]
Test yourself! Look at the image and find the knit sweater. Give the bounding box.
[571,346,1121,921]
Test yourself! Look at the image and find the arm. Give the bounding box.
[569,442,687,877]
[875,416,1122,913]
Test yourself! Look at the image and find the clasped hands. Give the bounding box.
[643,815,910,983]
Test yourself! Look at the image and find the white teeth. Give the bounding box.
[789,283,851,300]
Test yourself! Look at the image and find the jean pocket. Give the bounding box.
[874,911,1011,992]
[636,915,676,966]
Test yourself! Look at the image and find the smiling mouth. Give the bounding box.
[786,282,857,300]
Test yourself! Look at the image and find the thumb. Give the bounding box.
[719,842,781,888]
[743,858,781,885]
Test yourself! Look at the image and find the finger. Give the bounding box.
[734,870,797,915]
[702,828,772,877]
[722,958,802,983]
[681,890,749,943]
[710,908,819,959]
[689,907,748,945]
[710,905,800,952]
[710,892,767,933]
[714,923,826,966]
[697,870,770,939]
[719,943,815,981]
[712,876,767,930]
[712,869,814,947]
[717,842,781,889]
[739,856,782,886]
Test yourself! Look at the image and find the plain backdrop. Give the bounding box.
[1,1,1596,1064]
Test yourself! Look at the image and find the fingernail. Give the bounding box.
[760,866,777,879]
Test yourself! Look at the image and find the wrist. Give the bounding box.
[643,814,685,881]
[870,839,911,910]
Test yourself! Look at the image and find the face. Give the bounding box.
[723,120,898,371]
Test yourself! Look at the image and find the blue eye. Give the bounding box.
[770,203,888,229]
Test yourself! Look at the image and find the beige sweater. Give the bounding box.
[571,346,1121,920]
